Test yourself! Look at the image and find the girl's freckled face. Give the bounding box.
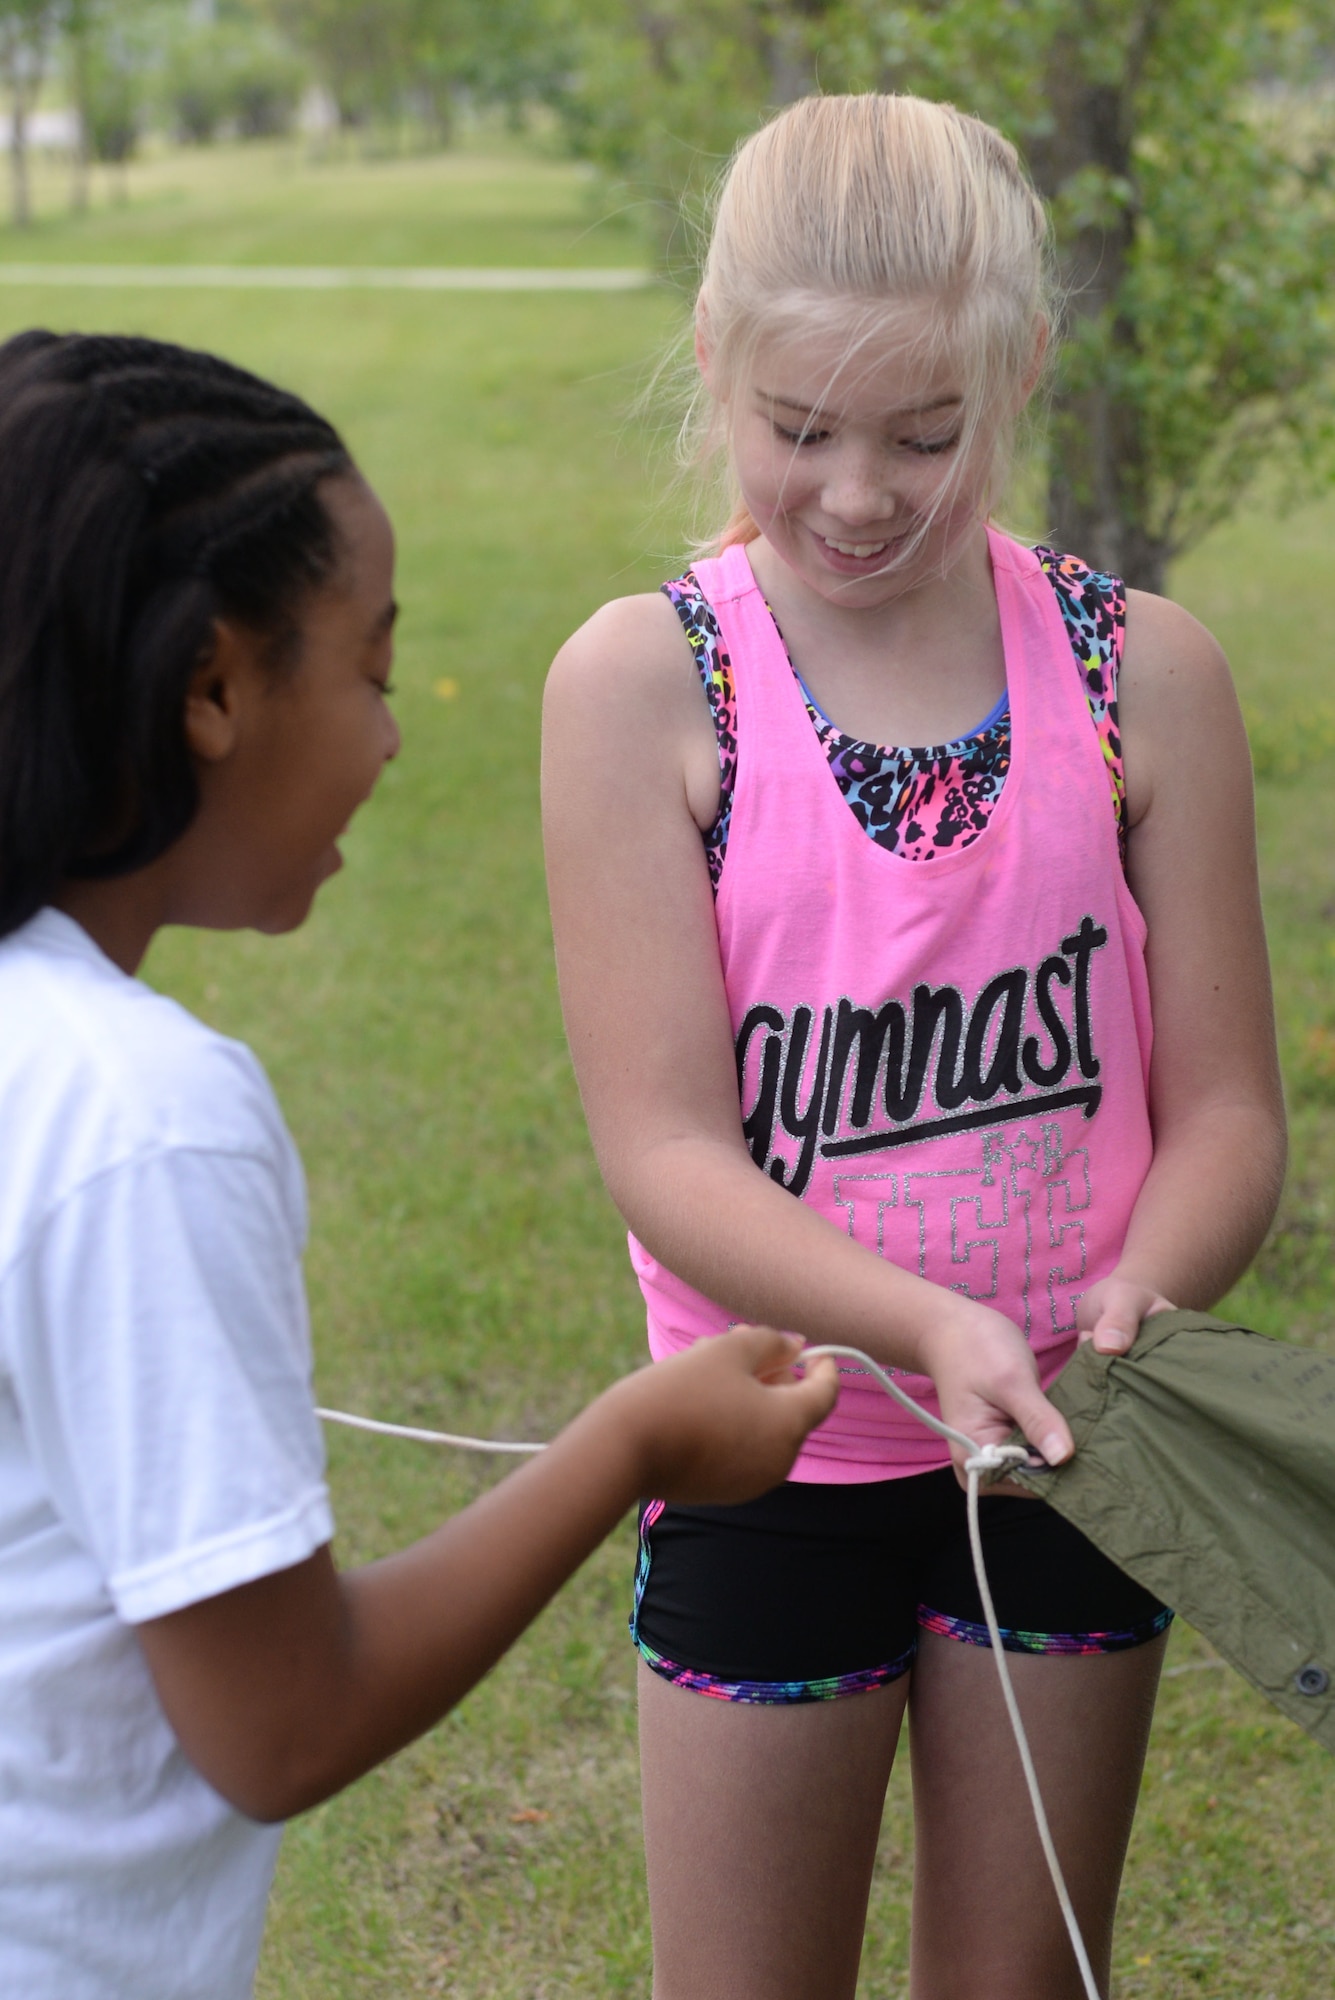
[725,317,990,608]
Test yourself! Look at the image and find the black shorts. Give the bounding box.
[632,1467,1171,1703]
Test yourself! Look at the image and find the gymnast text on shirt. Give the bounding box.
[735,916,1108,1198]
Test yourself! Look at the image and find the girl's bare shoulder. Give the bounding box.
[1121,589,1233,709]
[546,590,699,729]
[1120,589,1248,826]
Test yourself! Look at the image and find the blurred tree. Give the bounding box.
[63,0,90,202]
[263,0,562,140]
[263,0,399,127]
[160,4,304,142]
[551,0,835,263]
[405,0,562,141]
[64,0,160,204]
[0,0,57,225]
[823,0,1335,588]
[553,0,1335,591]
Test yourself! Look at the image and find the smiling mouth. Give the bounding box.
[819,529,915,564]
[824,537,887,558]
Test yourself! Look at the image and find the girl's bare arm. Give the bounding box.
[136,1328,838,1822]
[1078,591,1286,1351]
[541,593,1074,1468]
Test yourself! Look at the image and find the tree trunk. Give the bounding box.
[420,80,453,149]
[9,80,30,228]
[69,30,90,213]
[70,117,89,213]
[1027,26,1167,592]
[756,0,834,107]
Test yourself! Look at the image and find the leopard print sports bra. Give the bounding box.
[662,546,1126,894]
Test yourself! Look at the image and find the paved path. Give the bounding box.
[0,263,653,292]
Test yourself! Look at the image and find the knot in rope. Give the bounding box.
[964,1443,1031,1477]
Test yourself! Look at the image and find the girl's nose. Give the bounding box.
[821,446,894,527]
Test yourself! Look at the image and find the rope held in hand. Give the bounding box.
[319,1349,1100,2000]
[798,1346,1100,2000]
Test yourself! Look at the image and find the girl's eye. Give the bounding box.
[772,422,829,447]
[907,433,962,457]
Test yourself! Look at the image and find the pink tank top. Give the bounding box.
[631,530,1155,1482]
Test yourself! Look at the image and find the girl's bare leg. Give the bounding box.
[907,1628,1168,2000]
[639,1658,909,2000]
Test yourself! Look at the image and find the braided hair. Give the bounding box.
[0,330,355,939]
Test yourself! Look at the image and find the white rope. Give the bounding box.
[800,1345,1100,2000]
[320,1345,1100,1998]
[315,1407,544,1453]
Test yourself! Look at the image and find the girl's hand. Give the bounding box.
[138,1329,838,1824]
[610,1327,840,1505]
[1075,1276,1175,1356]
[916,1301,1075,1481]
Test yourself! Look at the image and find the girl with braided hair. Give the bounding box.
[0,330,837,1999]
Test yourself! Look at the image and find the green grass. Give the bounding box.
[1,130,650,267]
[2,139,1331,1997]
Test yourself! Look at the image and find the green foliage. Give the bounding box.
[550,0,836,264]
[404,0,567,123]
[263,0,394,125]
[59,3,307,159]
[62,0,164,166]
[81,47,139,162]
[0,0,59,224]
[830,2,1335,580]
[0,0,56,69]
[1118,83,1335,556]
[160,11,305,143]
[263,0,561,134]
[547,0,1335,584]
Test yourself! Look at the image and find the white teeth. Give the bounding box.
[825,538,888,558]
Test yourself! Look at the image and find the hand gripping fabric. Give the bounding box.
[1006,1308,1335,1755]
[323,1357,1100,1998]
[319,1309,1334,1998]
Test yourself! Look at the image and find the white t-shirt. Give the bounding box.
[0,909,334,1999]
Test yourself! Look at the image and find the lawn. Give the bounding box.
[3,128,647,268]
[2,137,1331,1997]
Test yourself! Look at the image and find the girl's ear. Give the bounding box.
[183,621,252,764]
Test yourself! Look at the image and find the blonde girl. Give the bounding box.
[543,95,1284,1998]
